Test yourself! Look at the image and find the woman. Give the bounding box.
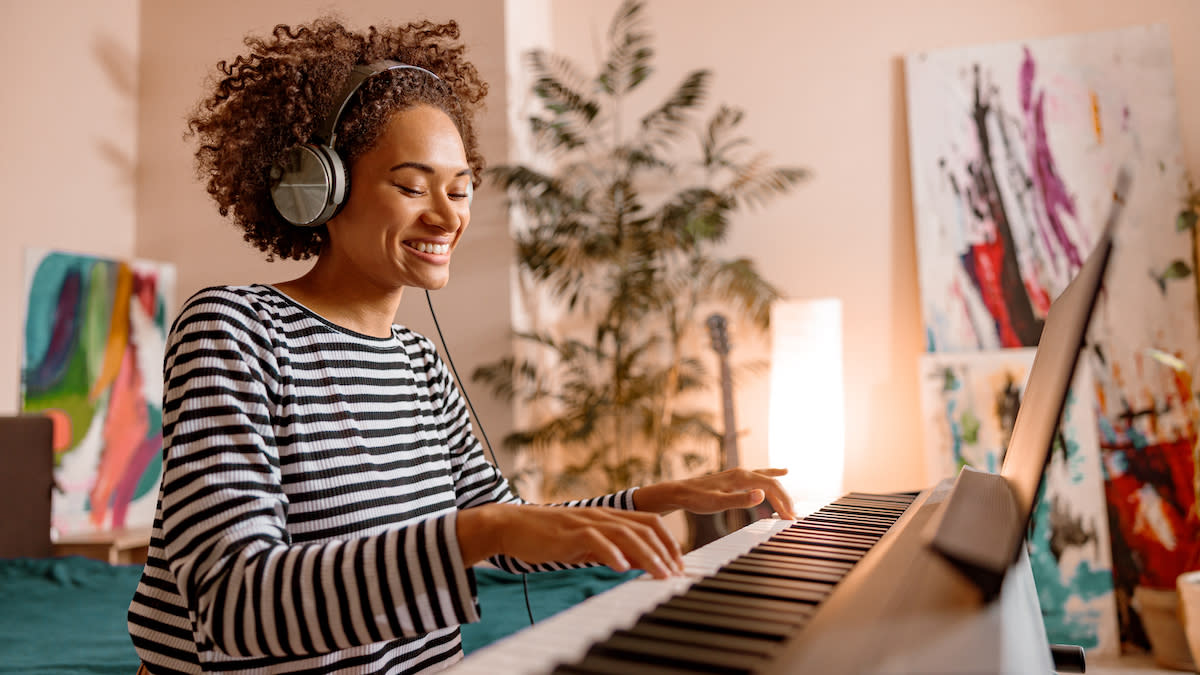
[127,16,795,674]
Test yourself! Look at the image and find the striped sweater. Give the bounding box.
[126,285,636,674]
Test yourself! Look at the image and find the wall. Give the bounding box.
[135,0,516,466]
[0,0,141,413]
[547,0,1200,493]
[2,0,1197,497]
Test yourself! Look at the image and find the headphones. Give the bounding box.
[269,60,445,227]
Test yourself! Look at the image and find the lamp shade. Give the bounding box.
[766,298,845,503]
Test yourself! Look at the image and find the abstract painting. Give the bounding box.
[918,349,1119,654]
[918,349,1034,479]
[906,24,1199,649]
[20,249,174,537]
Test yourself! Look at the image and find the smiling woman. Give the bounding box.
[124,14,795,675]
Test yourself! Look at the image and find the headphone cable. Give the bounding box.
[424,289,536,626]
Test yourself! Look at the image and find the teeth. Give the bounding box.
[412,242,450,255]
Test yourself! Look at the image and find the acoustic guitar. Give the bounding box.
[685,313,774,551]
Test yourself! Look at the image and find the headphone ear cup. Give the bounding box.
[270,144,348,226]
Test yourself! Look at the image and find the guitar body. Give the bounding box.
[686,314,773,551]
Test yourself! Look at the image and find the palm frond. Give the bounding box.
[639,69,710,147]
[526,49,601,123]
[723,157,810,210]
[701,105,749,169]
[598,0,653,96]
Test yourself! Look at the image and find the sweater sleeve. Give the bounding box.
[424,340,639,573]
[159,291,478,661]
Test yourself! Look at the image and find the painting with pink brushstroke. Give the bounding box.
[19,248,175,537]
[905,24,1200,652]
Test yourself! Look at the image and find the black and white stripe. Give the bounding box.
[127,285,636,674]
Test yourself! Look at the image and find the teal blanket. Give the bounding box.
[0,557,637,673]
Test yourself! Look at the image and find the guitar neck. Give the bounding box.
[718,356,739,471]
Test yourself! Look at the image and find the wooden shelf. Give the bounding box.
[53,526,151,565]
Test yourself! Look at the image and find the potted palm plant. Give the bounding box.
[473,0,807,500]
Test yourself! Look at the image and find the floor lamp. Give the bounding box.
[767,298,846,506]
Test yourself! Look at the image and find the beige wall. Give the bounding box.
[547,0,1200,493]
[0,0,140,412]
[2,0,1197,496]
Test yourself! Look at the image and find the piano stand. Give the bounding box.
[1049,644,1086,673]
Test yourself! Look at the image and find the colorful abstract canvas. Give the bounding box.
[906,24,1199,649]
[918,350,1119,654]
[20,249,175,537]
[918,349,1034,479]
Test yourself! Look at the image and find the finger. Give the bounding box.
[765,486,797,520]
[579,527,631,573]
[641,513,684,572]
[614,514,681,571]
[629,517,683,576]
[752,468,789,477]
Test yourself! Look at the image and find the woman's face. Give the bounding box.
[325,104,472,292]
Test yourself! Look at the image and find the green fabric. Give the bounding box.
[461,567,640,653]
[0,557,141,674]
[0,557,637,672]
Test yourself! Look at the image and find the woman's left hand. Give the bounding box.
[633,468,798,521]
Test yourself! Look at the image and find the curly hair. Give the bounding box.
[188,17,489,260]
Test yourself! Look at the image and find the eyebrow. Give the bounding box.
[388,161,472,179]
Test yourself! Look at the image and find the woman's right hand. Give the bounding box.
[456,503,684,579]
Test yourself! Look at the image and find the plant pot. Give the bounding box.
[1132,585,1197,671]
[1180,571,1200,671]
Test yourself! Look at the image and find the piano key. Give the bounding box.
[677,587,818,618]
[692,575,828,604]
[754,542,863,563]
[582,632,767,674]
[782,521,887,538]
[659,595,810,627]
[740,551,855,572]
[708,570,834,596]
[723,559,846,584]
[770,530,875,550]
[552,653,705,675]
[621,622,781,656]
[640,605,796,640]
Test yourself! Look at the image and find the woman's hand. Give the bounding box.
[457,503,684,579]
[633,468,797,521]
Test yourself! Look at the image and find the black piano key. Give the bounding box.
[709,570,834,596]
[641,605,796,640]
[621,622,781,657]
[843,491,917,505]
[679,588,819,618]
[585,632,766,674]
[693,575,828,604]
[754,542,863,563]
[784,521,886,538]
[661,595,810,627]
[553,654,705,675]
[835,495,911,508]
[816,506,896,521]
[800,516,890,532]
[723,558,846,584]
[740,551,856,573]
[787,519,886,535]
[818,506,900,522]
[771,530,874,550]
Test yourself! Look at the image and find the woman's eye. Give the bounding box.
[449,192,469,200]
[396,185,425,196]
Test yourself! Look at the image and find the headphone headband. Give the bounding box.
[318,61,442,148]
[270,60,442,227]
